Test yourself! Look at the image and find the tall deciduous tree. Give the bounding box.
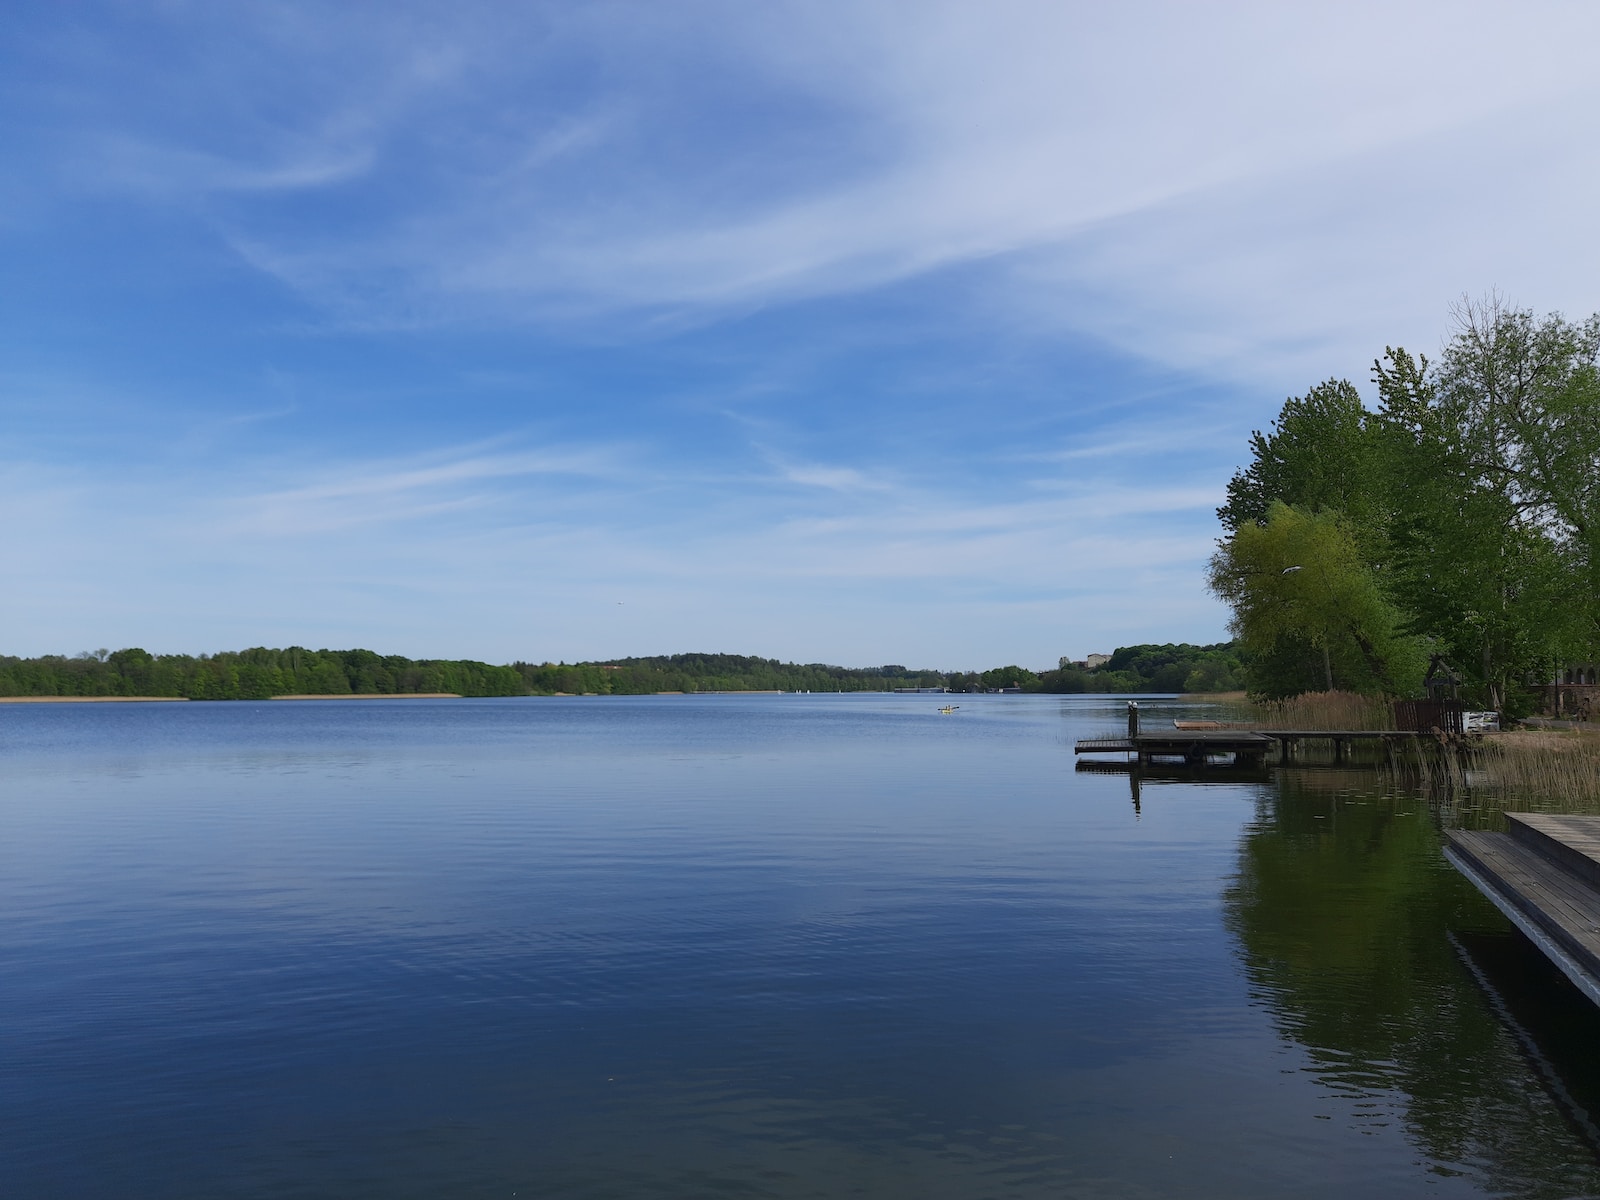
[1212,300,1600,707]
[1375,301,1600,707]
[1217,379,1390,558]
[1208,503,1425,698]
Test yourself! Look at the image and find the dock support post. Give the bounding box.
[1334,738,1348,764]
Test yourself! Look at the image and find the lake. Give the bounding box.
[3,693,1598,1198]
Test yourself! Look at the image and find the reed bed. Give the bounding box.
[1381,735,1469,796]
[1242,690,1395,731]
[1472,729,1600,811]
[1377,728,1600,823]
[1178,691,1598,807]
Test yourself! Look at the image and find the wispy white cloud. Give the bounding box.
[774,462,887,492]
[88,137,377,198]
[755,447,895,494]
[127,4,1599,354]
[30,1,1599,384]
[225,443,632,536]
[1021,416,1251,465]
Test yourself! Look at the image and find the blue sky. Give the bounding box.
[5,2,1600,669]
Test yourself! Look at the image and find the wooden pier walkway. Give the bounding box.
[1073,728,1420,766]
[1445,815,1600,1006]
[1074,730,1274,766]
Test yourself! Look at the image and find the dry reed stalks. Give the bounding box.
[1382,735,1469,796]
[1381,728,1600,821]
[1244,690,1395,731]
[1470,730,1600,812]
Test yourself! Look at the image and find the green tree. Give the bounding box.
[1374,301,1600,707]
[1218,378,1389,556]
[978,665,1037,689]
[1182,657,1239,693]
[1208,503,1424,697]
[1102,643,1240,692]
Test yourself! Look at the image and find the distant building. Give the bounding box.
[1059,653,1111,671]
[1545,663,1599,718]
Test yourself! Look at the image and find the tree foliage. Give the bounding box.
[1211,299,1600,705]
[0,645,1248,700]
[0,646,526,700]
[1208,504,1424,698]
[1377,305,1600,707]
[511,654,948,695]
[1035,643,1242,694]
[1218,378,1389,556]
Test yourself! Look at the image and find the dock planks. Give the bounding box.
[1074,726,1427,766]
[1073,730,1274,766]
[1445,814,1600,1007]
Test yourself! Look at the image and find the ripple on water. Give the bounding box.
[2,695,1599,1198]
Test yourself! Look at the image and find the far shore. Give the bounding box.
[0,693,468,703]
[269,693,462,700]
[0,695,190,704]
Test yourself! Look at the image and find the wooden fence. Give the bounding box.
[1393,699,1466,735]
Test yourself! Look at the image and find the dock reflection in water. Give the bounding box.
[1082,742,1600,1196]
[1224,768,1600,1198]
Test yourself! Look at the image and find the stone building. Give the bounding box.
[1546,664,1599,718]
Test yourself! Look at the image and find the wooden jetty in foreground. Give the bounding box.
[1446,815,1600,1006]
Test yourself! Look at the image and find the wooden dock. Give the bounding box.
[1073,728,1420,766]
[1261,729,1419,763]
[1074,730,1275,766]
[1445,814,1600,1006]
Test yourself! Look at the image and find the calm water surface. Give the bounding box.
[3,694,1599,1198]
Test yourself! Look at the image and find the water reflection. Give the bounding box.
[13,696,1600,1197]
[1076,760,1273,816]
[1224,768,1600,1198]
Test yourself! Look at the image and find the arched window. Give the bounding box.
[1566,669,1575,684]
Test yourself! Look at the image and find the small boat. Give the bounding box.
[938,705,959,714]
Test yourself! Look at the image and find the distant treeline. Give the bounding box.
[513,654,947,696]
[0,643,1243,700]
[0,647,524,700]
[518,646,1238,695]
